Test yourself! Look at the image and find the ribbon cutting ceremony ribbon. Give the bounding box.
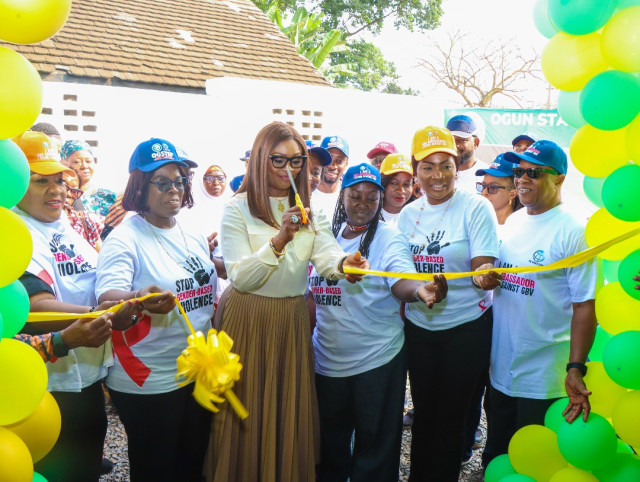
[344,227,640,281]
[26,293,249,419]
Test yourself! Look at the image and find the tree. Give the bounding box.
[417,30,544,108]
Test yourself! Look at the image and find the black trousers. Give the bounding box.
[109,385,212,482]
[483,385,559,466]
[406,309,493,482]
[316,345,407,482]
[34,381,107,482]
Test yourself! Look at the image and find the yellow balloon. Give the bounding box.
[0,207,33,289]
[596,283,640,335]
[585,361,629,416]
[601,6,640,73]
[0,0,72,44]
[4,392,60,463]
[0,339,48,426]
[550,466,598,482]
[542,32,609,91]
[508,425,568,482]
[0,46,43,139]
[611,390,640,448]
[627,114,640,162]
[570,125,630,177]
[585,208,640,260]
[0,427,34,482]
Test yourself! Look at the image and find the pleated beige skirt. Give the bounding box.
[206,287,320,482]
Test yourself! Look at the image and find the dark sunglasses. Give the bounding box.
[269,155,307,169]
[476,182,514,194]
[204,175,227,184]
[512,167,558,179]
[149,176,188,192]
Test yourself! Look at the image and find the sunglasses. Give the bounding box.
[204,175,227,184]
[149,176,188,192]
[512,167,558,179]
[269,155,307,169]
[476,182,514,194]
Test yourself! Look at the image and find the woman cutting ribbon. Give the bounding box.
[207,122,369,482]
[96,138,217,481]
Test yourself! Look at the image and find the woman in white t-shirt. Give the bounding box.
[379,153,414,228]
[397,126,499,482]
[13,131,140,482]
[96,138,217,482]
[309,162,447,482]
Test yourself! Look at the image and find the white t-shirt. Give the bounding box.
[311,222,415,377]
[311,189,341,221]
[96,215,216,394]
[397,190,499,330]
[381,208,400,227]
[456,158,488,194]
[14,208,111,392]
[490,205,596,399]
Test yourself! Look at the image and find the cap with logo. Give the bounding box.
[475,153,516,178]
[367,141,397,159]
[446,114,479,139]
[305,140,332,166]
[128,138,188,173]
[175,146,198,168]
[511,132,538,147]
[341,162,384,191]
[239,150,251,162]
[13,131,72,176]
[380,153,413,176]
[503,140,568,175]
[412,126,458,161]
[320,135,349,157]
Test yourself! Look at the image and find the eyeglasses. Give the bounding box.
[149,177,188,192]
[476,182,514,194]
[512,167,558,179]
[269,155,307,169]
[204,175,227,184]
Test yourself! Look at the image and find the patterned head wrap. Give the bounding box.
[61,140,94,161]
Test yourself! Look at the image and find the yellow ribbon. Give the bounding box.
[344,227,640,281]
[26,293,249,419]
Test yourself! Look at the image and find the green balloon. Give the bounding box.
[484,453,517,482]
[549,0,617,35]
[583,175,606,208]
[603,259,621,283]
[618,249,640,301]
[501,475,536,482]
[557,412,617,471]
[589,325,613,362]
[580,71,640,131]
[33,472,48,482]
[558,90,586,129]
[602,165,640,222]
[533,0,558,39]
[593,452,640,481]
[618,0,640,10]
[616,439,634,454]
[544,397,569,432]
[0,139,30,209]
[603,330,640,389]
[0,280,29,338]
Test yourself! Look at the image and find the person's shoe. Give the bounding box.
[472,428,484,448]
[100,457,115,475]
[402,409,414,429]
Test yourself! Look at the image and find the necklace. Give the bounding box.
[408,192,455,244]
[274,196,287,213]
[145,217,193,274]
[346,221,369,232]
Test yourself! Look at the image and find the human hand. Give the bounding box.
[136,285,176,314]
[60,312,113,349]
[272,206,310,249]
[342,251,369,283]
[417,275,448,309]
[207,232,218,255]
[563,369,592,423]
[473,264,502,290]
[110,299,144,331]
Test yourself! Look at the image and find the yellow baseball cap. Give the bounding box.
[13,131,73,175]
[380,153,413,176]
[411,126,458,161]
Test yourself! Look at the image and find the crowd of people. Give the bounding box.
[11,114,615,482]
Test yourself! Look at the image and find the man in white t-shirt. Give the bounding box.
[446,114,489,194]
[312,135,349,220]
[481,140,596,466]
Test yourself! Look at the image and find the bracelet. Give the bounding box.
[269,237,286,257]
[566,362,588,376]
[337,256,347,273]
[472,276,482,289]
[413,286,422,302]
[88,306,97,312]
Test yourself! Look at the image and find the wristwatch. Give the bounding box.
[566,362,588,376]
[51,331,70,357]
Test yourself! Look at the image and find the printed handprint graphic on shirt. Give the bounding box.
[425,231,450,255]
[182,256,214,287]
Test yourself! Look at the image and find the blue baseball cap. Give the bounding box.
[128,138,188,173]
[229,174,244,192]
[341,163,384,191]
[321,135,349,157]
[446,115,479,139]
[305,140,332,166]
[511,133,538,147]
[504,140,568,175]
[176,146,198,168]
[475,153,516,178]
[239,150,251,161]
